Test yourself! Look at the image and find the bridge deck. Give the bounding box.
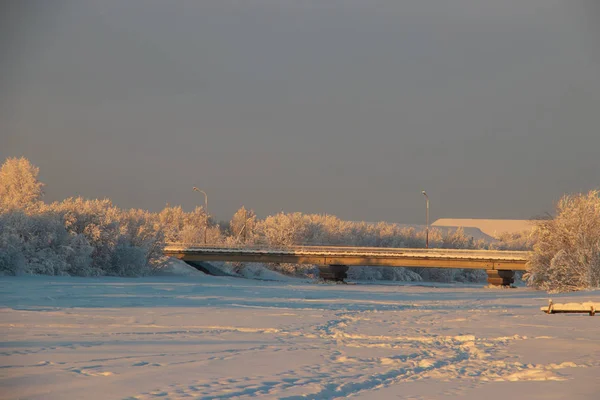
[164,244,529,271]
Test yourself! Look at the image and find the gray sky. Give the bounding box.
[2,0,599,224]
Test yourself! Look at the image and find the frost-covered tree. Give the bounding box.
[0,157,44,212]
[48,198,122,272]
[0,210,93,276]
[48,197,173,274]
[117,207,165,267]
[229,206,257,244]
[64,234,95,276]
[0,217,27,275]
[255,212,309,247]
[107,238,150,277]
[490,230,535,251]
[440,227,475,249]
[158,205,214,244]
[0,157,226,277]
[526,190,600,292]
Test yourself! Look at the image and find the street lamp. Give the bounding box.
[193,187,208,244]
[422,190,429,249]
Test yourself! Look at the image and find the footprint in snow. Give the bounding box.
[132,361,149,367]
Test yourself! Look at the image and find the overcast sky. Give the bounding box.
[2,0,599,223]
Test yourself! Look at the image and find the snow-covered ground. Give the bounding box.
[1,267,599,399]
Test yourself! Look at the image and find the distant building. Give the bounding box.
[432,219,534,238]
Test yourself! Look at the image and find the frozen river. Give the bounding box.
[1,272,599,399]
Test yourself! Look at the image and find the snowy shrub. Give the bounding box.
[48,197,172,275]
[64,234,96,276]
[266,262,319,278]
[118,208,166,268]
[526,190,600,292]
[440,227,475,249]
[0,211,74,275]
[410,267,487,283]
[48,198,121,272]
[454,269,488,283]
[490,230,535,251]
[107,240,150,277]
[348,266,422,282]
[0,238,26,275]
[411,268,455,283]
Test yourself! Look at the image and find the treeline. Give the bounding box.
[2,157,598,292]
[0,157,526,280]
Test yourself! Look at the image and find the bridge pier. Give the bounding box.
[318,265,349,282]
[486,269,515,287]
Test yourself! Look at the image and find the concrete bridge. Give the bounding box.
[164,244,529,286]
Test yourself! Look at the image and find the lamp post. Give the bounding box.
[193,187,208,244]
[422,190,429,249]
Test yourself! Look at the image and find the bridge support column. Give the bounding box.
[318,265,349,282]
[486,269,515,287]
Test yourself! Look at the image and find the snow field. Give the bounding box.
[1,272,599,399]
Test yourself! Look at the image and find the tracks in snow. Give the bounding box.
[125,309,585,399]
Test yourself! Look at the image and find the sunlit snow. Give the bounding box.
[1,265,599,399]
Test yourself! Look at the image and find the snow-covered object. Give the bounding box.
[541,299,598,316]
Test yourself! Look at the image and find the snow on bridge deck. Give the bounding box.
[163,244,529,271]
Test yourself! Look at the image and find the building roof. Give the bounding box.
[432,219,534,237]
